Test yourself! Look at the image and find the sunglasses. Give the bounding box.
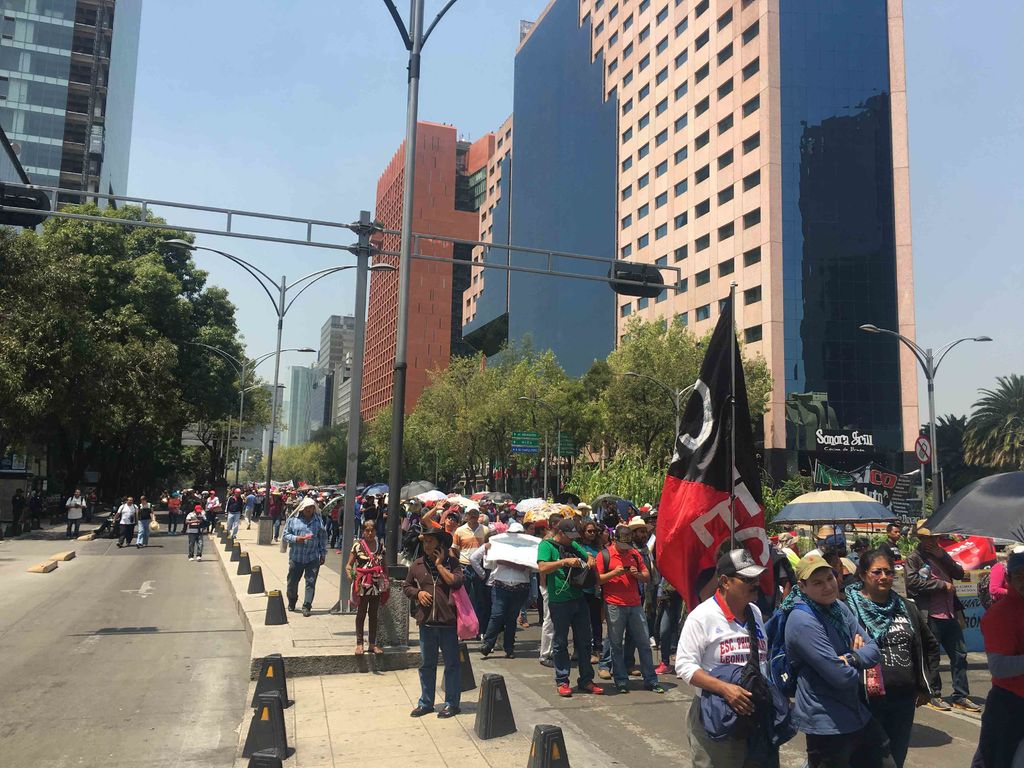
[868,568,895,577]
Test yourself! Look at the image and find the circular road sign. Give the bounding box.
[915,435,932,465]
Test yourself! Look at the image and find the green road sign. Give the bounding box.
[512,431,540,439]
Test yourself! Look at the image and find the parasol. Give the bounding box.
[774,490,895,524]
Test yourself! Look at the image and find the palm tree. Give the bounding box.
[964,375,1024,469]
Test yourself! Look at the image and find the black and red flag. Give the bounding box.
[655,296,771,609]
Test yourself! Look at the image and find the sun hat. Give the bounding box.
[795,553,834,581]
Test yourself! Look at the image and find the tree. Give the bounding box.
[965,375,1024,470]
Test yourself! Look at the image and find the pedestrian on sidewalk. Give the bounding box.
[185,504,204,560]
[977,548,1024,767]
[347,520,388,655]
[204,489,221,535]
[405,528,464,719]
[244,488,256,529]
[283,496,327,617]
[577,520,604,664]
[166,491,181,535]
[116,497,137,548]
[477,522,533,659]
[905,519,981,712]
[537,517,604,698]
[225,488,244,538]
[86,489,97,523]
[65,489,86,539]
[28,489,42,530]
[269,489,284,542]
[136,496,153,548]
[597,524,664,694]
[535,517,557,668]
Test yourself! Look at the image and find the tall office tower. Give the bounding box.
[284,365,314,448]
[472,0,916,473]
[360,121,485,420]
[0,0,141,198]
[317,314,355,375]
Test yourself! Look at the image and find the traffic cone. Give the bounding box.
[247,750,284,768]
[248,565,266,594]
[230,542,241,562]
[242,692,288,759]
[251,653,290,708]
[527,724,570,768]
[442,641,476,693]
[265,590,288,625]
[237,552,252,576]
[474,673,516,739]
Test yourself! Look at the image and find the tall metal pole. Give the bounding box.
[543,426,549,499]
[386,0,425,567]
[234,381,246,486]
[335,211,373,612]
[555,417,561,496]
[264,279,286,505]
[925,350,939,512]
[728,282,737,550]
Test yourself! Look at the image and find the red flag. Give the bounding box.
[939,535,997,571]
[655,296,771,609]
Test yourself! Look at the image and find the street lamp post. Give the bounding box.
[620,371,697,452]
[859,324,992,512]
[518,397,560,498]
[165,239,396,508]
[182,341,315,485]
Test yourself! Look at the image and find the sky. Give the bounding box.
[127,0,1024,423]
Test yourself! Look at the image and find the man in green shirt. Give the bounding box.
[537,518,605,697]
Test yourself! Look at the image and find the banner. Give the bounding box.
[813,460,921,523]
[940,536,997,571]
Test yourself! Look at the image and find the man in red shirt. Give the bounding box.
[978,549,1024,767]
[597,524,665,694]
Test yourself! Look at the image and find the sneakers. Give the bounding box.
[196,555,202,561]
[539,658,555,668]
[578,682,604,695]
[928,696,952,712]
[188,556,194,561]
[654,663,670,675]
[629,668,642,677]
[302,605,311,617]
[557,683,573,697]
[597,668,612,680]
[645,684,666,694]
[953,697,982,713]
[615,684,629,694]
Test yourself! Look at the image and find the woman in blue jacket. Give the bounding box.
[783,554,896,768]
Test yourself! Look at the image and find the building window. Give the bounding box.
[717,114,734,135]
[622,156,633,171]
[718,222,735,240]
[742,169,761,191]
[718,149,734,169]
[717,43,733,65]
[622,98,634,115]
[674,212,687,228]
[676,311,689,326]
[675,115,689,132]
[655,223,668,240]
[595,20,604,35]
[695,198,710,218]
[718,78,734,99]
[609,30,619,45]
[638,233,650,248]
[674,82,688,100]
[656,97,669,115]
[695,0,709,18]
[638,143,650,159]
[695,29,709,50]
[639,113,650,130]
[742,132,761,153]
[656,255,668,267]
[674,179,688,195]
[639,24,650,42]
[743,208,761,228]
[695,130,710,149]
[656,160,669,177]
[744,285,762,304]
[718,8,733,29]
[656,35,668,55]
[674,246,688,262]
[639,53,651,71]
[695,62,710,84]
[638,172,650,189]
[675,18,688,37]
[696,304,711,321]
[695,96,710,116]
[742,94,760,117]
[656,191,668,208]
[743,246,762,266]
[624,13,634,31]
[675,49,688,68]
[609,2,618,18]
[622,185,633,200]
[638,202,650,218]
[624,69,634,85]
[695,164,710,183]
[621,243,633,257]
[656,5,668,24]
[695,234,710,252]
[742,20,760,45]
[621,214,633,228]
[744,325,763,342]
[656,67,669,86]
[639,83,650,100]
[638,296,649,309]
[622,127,633,143]
[608,58,618,74]
[742,58,760,80]
[620,303,633,317]
[695,268,711,285]
[624,41,634,58]
[718,185,734,204]
[719,258,735,276]
[640,0,650,11]
[655,129,669,146]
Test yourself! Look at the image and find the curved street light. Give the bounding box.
[859,324,992,510]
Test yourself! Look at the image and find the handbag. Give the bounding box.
[149,519,159,532]
[451,584,479,640]
[558,543,597,590]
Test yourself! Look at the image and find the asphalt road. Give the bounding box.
[0,527,251,768]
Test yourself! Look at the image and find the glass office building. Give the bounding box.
[0,0,141,196]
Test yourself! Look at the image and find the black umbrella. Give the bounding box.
[483,491,513,504]
[928,471,1024,541]
[400,480,437,499]
[554,492,581,505]
[590,494,639,520]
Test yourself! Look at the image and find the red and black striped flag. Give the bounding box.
[655,296,770,609]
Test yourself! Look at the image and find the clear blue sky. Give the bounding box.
[128,0,1022,423]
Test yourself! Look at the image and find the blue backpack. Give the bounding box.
[764,602,814,698]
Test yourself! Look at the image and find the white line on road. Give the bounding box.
[120,580,155,599]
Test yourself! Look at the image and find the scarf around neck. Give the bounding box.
[844,582,909,641]
[780,585,851,647]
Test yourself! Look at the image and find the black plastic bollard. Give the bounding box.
[230,542,241,562]
[474,673,516,739]
[527,724,570,768]
[237,551,252,576]
[248,565,266,594]
[265,590,288,626]
[242,692,288,759]
[251,653,290,708]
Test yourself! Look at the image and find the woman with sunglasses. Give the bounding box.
[846,549,940,768]
[578,520,604,663]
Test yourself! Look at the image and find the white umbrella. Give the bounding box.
[416,489,447,502]
[515,497,546,513]
[446,494,481,511]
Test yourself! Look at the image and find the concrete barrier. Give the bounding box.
[27,560,58,574]
[50,550,76,561]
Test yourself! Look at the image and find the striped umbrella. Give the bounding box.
[774,490,895,524]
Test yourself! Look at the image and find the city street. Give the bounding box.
[0,527,250,768]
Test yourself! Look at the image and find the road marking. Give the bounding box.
[73,635,101,654]
[120,580,155,599]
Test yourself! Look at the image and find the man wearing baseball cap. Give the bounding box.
[978,548,1024,766]
[676,549,769,765]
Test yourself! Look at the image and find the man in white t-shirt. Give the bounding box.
[116,497,138,548]
[676,548,768,767]
[65,489,86,539]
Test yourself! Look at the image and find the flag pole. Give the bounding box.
[729,281,738,550]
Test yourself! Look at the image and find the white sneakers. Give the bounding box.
[188,557,194,561]
[197,555,202,561]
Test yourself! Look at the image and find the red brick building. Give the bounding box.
[361,122,490,420]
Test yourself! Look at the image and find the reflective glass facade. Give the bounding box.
[779,0,903,452]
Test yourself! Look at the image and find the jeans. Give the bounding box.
[417,624,461,709]
[928,616,970,699]
[979,684,1024,768]
[136,520,150,546]
[584,592,603,653]
[227,512,241,537]
[607,603,658,686]
[868,691,917,768]
[659,592,683,666]
[463,565,491,635]
[66,518,81,538]
[549,597,593,687]
[187,532,204,558]
[482,582,530,654]
[806,718,896,768]
[167,512,178,533]
[272,517,282,540]
[118,523,134,546]
[286,559,320,609]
